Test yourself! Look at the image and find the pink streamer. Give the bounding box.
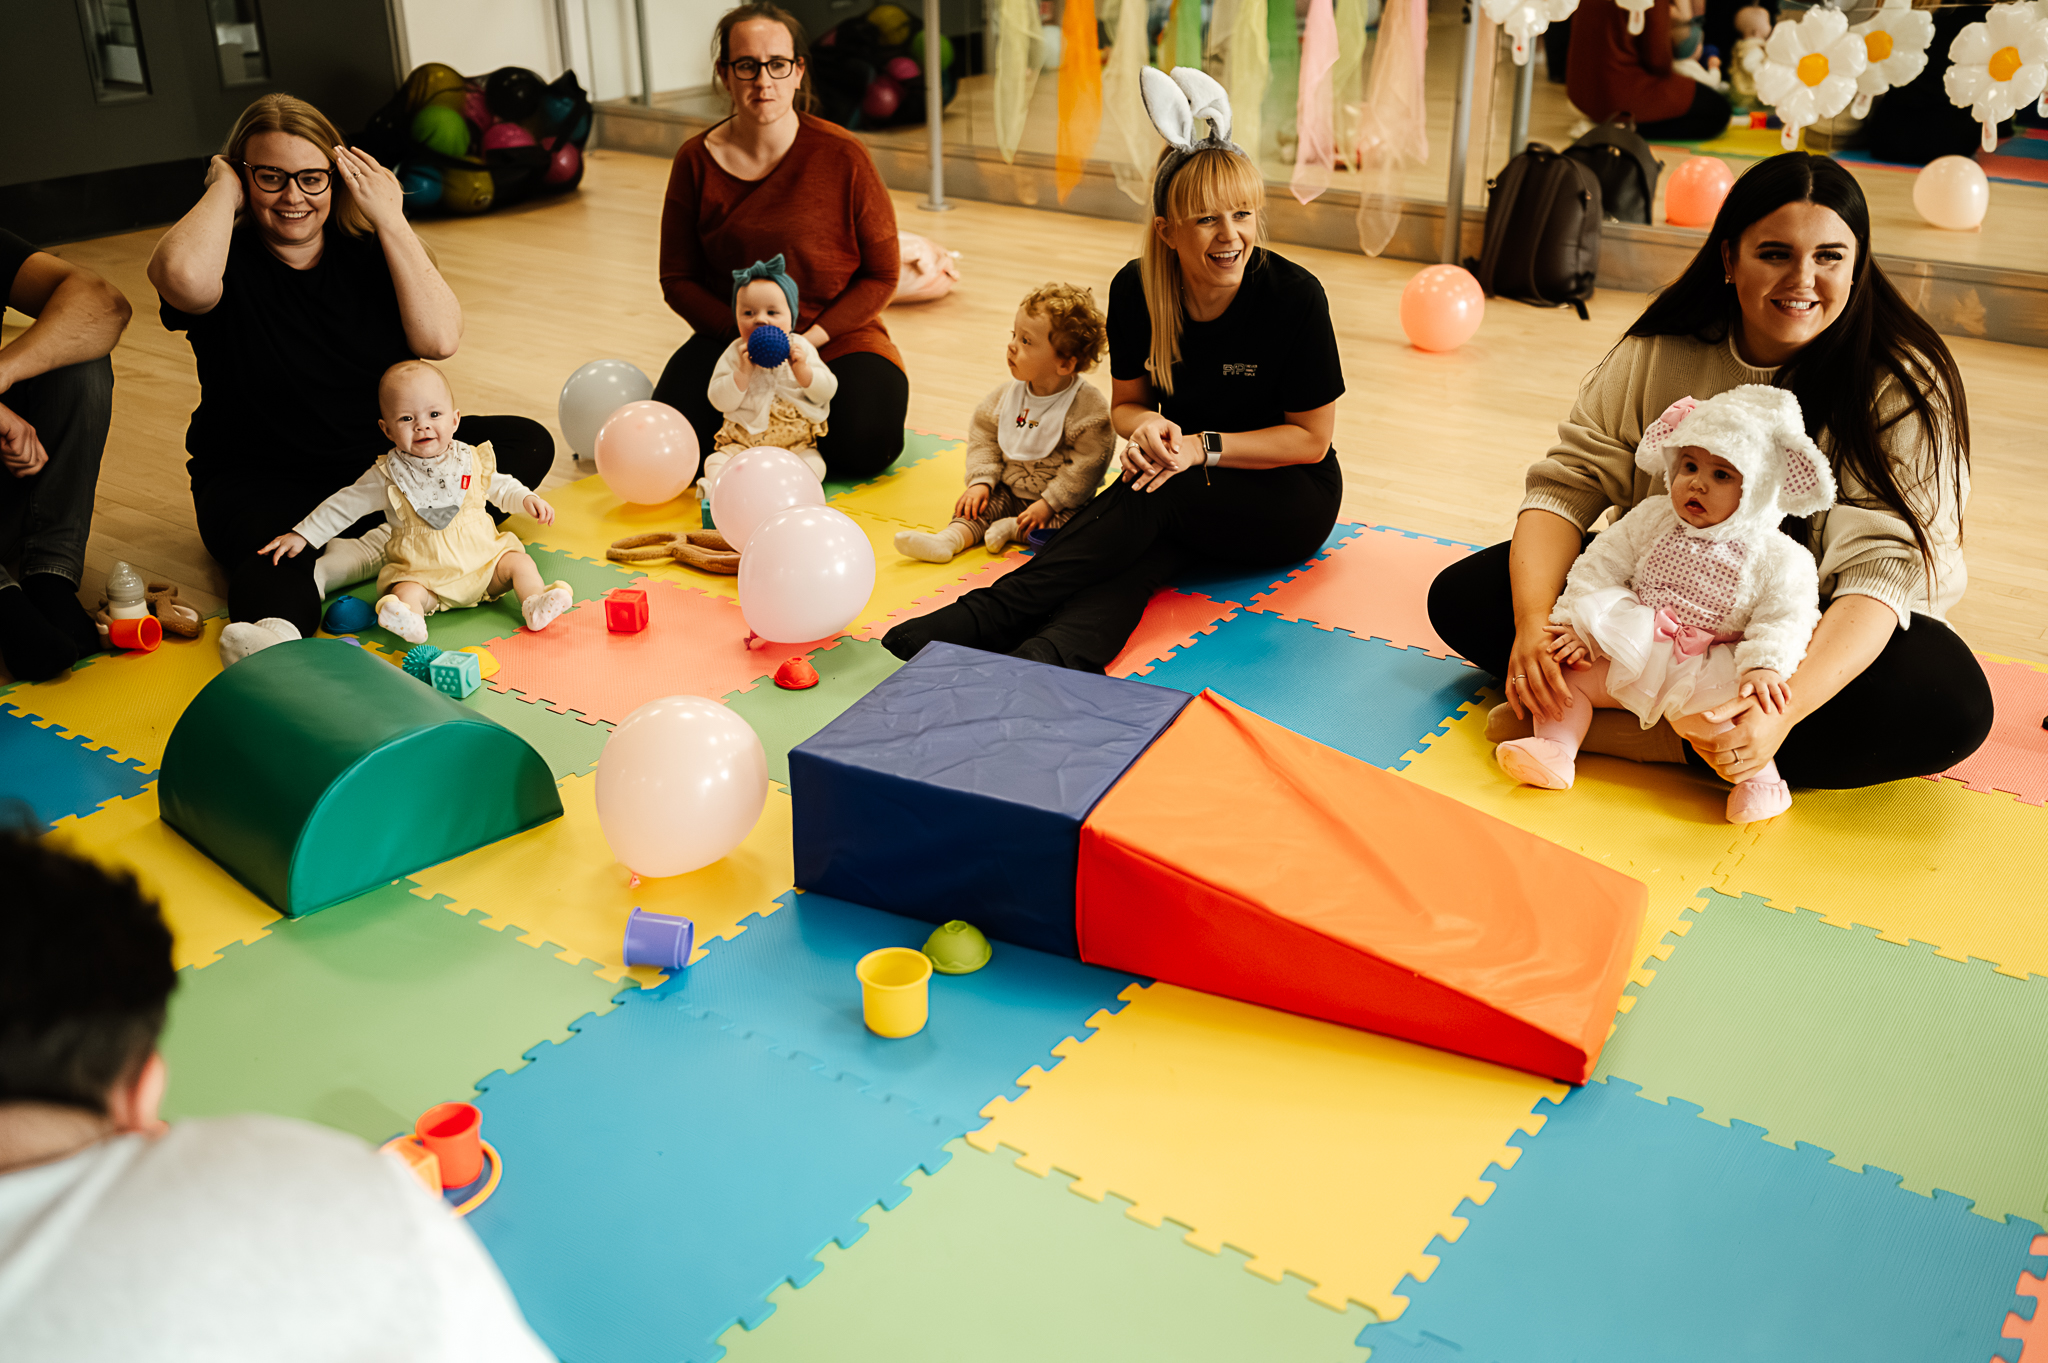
[1291,0,1341,204]
[1351,0,1430,255]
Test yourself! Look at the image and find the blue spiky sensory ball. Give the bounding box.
[747,324,790,368]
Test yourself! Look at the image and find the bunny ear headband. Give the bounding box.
[1141,66,1248,217]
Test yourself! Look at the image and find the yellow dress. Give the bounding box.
[376,440,525,611]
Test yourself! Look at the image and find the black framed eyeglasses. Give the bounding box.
[241,162,331,195]
[722,55,800,80]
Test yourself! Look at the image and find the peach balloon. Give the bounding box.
[710,445,826,550]
[1399,266,1485,352]
[1912,156,1990,231]
[738,505,876,643]
[594,400,699,505]
[594,695,768,878]
[1664,156,1734,228]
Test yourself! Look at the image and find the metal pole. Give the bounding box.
[921,0,952,210]
[633,0,654,106]
[1442,0,1479,264]
[1509,44,1534,158]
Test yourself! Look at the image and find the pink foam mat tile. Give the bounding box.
[484,579,839,725]
[1106,589,1241,677]
[850,553,1028,642]
[1931,654,2048,806]
[1247,525,1476,661]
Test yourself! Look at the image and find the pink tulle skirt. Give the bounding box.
[1567,587,1744,728]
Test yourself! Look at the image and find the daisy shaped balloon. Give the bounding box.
[1848,0,1935,119]
[1484,0,1579,64]
[1944,1,2048,152]
[1755,6,1868,151]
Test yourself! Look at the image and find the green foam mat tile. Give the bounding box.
[721,637,906,783]
[716,1138,1372,1362]
[158,880,621,1143]
[462,686,612,779]
[318,545,628,653]
[1597,888,2048,1224]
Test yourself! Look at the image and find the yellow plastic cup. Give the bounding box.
[856,947,933,1038]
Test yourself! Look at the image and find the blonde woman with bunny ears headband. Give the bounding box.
[883,67,1345,675]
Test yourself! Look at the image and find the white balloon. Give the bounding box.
[709,445,826,550]
[594,696,768,879]
[1912,155,1991,231]
[737,506,877,643]
[559,359,653,457]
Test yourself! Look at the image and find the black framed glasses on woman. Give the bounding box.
[722,56,800,80]
[241,162,331,195]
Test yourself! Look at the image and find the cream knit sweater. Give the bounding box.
[1521,332,1968,627]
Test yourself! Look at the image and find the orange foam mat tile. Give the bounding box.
[2,620,226,771]
[1247,527,1475,659]
[483,580,845,726]
[407,775,795,985]
[849,552,1027,642]
[1933,653,2048,806]
[1716,775,2048,979]
[1106,590,1240,678]
[968,981,1565,1320]
[45,788,280,969]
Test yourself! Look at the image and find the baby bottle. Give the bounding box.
[106,561,148,619]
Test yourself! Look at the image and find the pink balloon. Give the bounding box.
[594,400,699,505]
[885,56,922,82]
[543,139,581,186]
[738,506,877,643]
[594,695,768,878]
[462,86,494,129]
[1399,265,1485,353]
[709,445,826,550]
[1664,155,1734,228]
[482,122,537,151]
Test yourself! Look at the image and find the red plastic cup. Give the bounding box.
[108,615,161,652]
[415,1102,485,1188]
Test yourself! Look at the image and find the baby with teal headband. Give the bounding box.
[704,253,838,489]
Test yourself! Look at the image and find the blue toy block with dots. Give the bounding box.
[428,650,482,699]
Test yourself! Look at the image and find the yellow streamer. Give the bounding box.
[1057,0,1106,201]
[993,0,1042,163]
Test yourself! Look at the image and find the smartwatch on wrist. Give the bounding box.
[1199,430,1222,466]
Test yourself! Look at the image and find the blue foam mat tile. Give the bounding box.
[0,707,154,829]
[1135,613,1486,770]
[648,889,1140,1131]
[1168,521,1364,606]
[1358,1077,2045,1363]
[467,1000,954,1363]
[1369,524,1488,551]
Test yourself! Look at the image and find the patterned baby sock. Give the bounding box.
[375,594,429,644]
[522,580,574,632]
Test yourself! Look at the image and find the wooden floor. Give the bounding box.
[12,146,2045,669]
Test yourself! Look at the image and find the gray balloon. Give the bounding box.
[558,359,653,456]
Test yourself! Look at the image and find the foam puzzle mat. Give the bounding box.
[34,435,2048,1361]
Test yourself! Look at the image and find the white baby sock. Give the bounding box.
[984,517,1023,552]
[218,616,302,668]
[796,449,828,481]
[522,581,574,632]
[894,522,976,564]
[375,594,429,644]
[699,449,733,495]
[312,524,391,596]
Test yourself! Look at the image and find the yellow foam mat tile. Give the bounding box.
[826,441,967,528]
[1397,692,1757,886]
[46,788,280,969]
[406,773,795,985]
[3,620,225,770]
[967,982,1566,1320]
[507,473,703,582]
[1716,776,2048,978]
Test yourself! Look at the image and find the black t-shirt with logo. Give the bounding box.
[1107,248,1344,491]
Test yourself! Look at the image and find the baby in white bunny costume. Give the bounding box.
[1497,384,1838,823]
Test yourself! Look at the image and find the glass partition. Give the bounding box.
[75,0,152,102]
[209,0,271,88]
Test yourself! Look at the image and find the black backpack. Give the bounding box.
[1466,144,1602,320]
[1565,117,1663,225]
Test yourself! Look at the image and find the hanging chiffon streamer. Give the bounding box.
[1264,0,1301,163]
[1351,0,1429,254]
[1224,0,1272,172]
[993,0,1042,162]
[1057,0,1106,201]
[1291,0,1340,202]
[1099,0,1163,204]
[1178,0,1206,67]
[1331,0,1368,158]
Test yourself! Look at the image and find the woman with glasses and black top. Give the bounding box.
[147,93,555,649]
[651,3,908,482]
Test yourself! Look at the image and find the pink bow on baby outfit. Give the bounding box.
[1653,608,1741,659]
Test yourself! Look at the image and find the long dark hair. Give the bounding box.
[712,3,817,114]
[1629,153,1968,581]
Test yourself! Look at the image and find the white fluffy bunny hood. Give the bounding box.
[1634,384,1838,543]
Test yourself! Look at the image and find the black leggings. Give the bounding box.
[883,458,1343,675]
[1425,538,1994,789]
[652,332,908,482]
[195,414,555,638]
[1637,81,1733,143]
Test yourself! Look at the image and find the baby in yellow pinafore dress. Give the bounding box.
[259,361,572,644]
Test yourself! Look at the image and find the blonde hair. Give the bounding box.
[379,360,454,409]
[1020,282,1107,372]
[1138,147,1266,396]
[223,94,372,237]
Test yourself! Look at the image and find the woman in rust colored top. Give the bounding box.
[652,3,907,481]
[1566,0,1731,142]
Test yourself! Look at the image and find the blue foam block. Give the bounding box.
[1359,1077,2043,1362]
[0,707,152,828]
[470,1002,953,1363]
[1168,521,1361,606]
[790,642,1192,957]
[1136,613,1485,770]
[651,889,1140,1131]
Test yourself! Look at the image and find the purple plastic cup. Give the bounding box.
[622,907,695,970]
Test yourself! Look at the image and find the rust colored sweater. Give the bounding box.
[660,115,903,371]
[1566,0,1695,127]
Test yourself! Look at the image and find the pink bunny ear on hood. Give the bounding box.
[1774,426,1838,518]
[1633,396,1700,478]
